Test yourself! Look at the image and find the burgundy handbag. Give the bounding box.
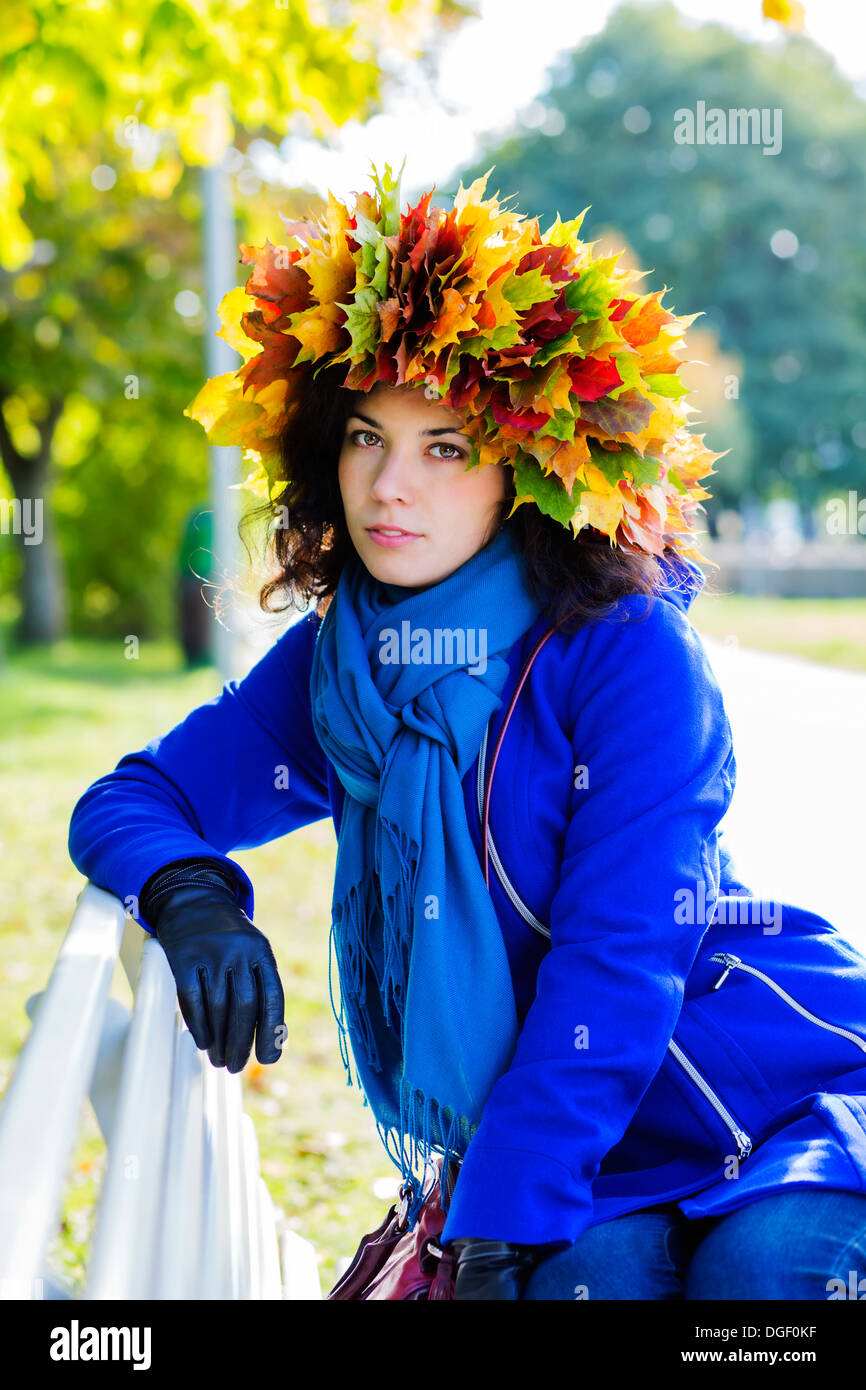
[326,1154,458,1300]
[326,618,565,1301]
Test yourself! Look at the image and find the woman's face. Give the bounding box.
[337,382,507,591]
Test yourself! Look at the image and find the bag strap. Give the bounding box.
[480,616,570,891]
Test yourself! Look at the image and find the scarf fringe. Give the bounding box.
[389,1079,473,1228]
[327,818,421,1081]
[327,807,475,1230]
[328,887,381,1085]
[378,815,420,1041]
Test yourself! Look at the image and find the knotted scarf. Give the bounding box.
[309,525,544,1225]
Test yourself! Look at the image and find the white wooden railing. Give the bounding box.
[0,882,321,1300]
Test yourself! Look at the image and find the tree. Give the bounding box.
[456,1,866,523]
[0,0,476,642]
[0,0,473,271]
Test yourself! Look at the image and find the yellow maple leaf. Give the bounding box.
[431,287,476,348]
[546,366,575,414]
[479,273,522,330]
[216,287,262,363]
[251,376,290,432]
[293,302,347,362]
[571,488,625,542]
[303,193,357,305]
[183,372,242,433]
[633,394,685,452]
[549,436,592,496]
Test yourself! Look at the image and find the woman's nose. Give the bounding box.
[369,446,416,502]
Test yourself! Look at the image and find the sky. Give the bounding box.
[261,0,866,204]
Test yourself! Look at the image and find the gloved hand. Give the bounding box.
[448,1238,558,1300]
[139,858,286,1073]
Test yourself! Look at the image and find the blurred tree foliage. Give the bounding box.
[0,140,244,642]
[0,0,474,269]
[459,0,866,528]
[0,145,328,643]
[0,0,475,643]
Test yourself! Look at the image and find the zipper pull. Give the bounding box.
[734,1130,753,1159]
[711,952,741,990]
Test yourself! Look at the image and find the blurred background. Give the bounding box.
[1,0,864,1294]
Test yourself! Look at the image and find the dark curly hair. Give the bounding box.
[238,363,701,636]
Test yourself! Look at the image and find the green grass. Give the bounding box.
[689,594,866,672]
[0,636,395,1296]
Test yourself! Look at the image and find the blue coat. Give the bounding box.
[67,561,866,1246]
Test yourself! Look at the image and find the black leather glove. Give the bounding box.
[448,1238,559,1300]
[139,857,286,1073]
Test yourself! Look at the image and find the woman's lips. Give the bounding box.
[366,527,423,548]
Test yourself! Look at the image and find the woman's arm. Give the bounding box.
[441,595,737,1247]
[68,611,330,934]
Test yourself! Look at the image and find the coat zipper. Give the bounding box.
[710,952,866,1055]
[476,720,751,1161]
[476,722,550,940]
[666,1038,753,1159]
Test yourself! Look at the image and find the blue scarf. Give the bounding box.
[309,525,544,1225]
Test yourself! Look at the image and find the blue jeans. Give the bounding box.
[522,1189,866,1300]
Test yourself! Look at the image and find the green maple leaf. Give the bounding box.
[350,211,391,299]
[588,439,662,488]
[370,158,404,238]
[573,317,622,354]
[337,285,381,357]
[644,373,690,399]
[510,450,579,524]
[563,264,615,321]
[460,324,522,354]
[350,158,406,297]
[501,265,560,311]
[609,351,644,399]
[540,408,577,442]
[543,208,591,245]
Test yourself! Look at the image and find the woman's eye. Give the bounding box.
[346,430,464,459]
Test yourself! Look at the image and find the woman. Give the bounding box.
[68,164,866,1300]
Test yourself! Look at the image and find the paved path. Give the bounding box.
[699,635,866,953]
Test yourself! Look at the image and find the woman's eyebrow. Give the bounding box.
[348,409,468,437]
